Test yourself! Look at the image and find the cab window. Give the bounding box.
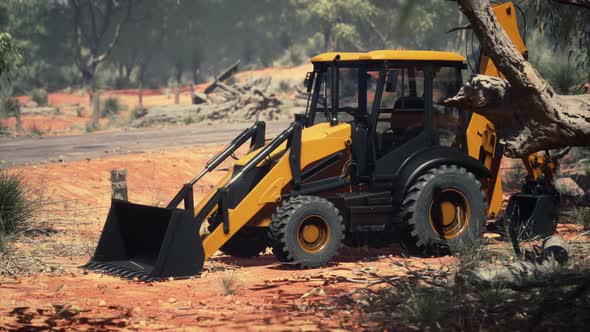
[432,66,461,147]
[374,66,425,157]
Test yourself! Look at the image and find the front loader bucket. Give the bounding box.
[83,200,205,281]
[498,193,559,239]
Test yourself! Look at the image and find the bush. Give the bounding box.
[101,97,122,117]
[85,121,99,133]
[183,116,194,125]
[131,106,146,119]
[0,98,20,118]
[0,172,34,251]
[30,88,48,106]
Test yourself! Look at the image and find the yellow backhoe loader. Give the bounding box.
[84,2,559,281]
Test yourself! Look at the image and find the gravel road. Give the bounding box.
[0,121,291,166]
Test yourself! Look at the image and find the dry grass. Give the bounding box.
[0,173,104,277]
[0,171,36,251]
[218,270,241,295]
[349,233,590,331]
[564,206,590,230]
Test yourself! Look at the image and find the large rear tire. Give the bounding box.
[400,165,487,253]
[269,196,345,268]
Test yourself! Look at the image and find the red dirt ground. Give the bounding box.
[1,144,587,330]
[0,145,458,330]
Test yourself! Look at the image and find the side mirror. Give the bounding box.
[385,70,398,93]
[304,72,315,93]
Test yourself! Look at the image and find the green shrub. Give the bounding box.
[278,80,291,92]
[183,116,194,125]
[85,121,99,133]
[0,98,19,118]
[131,106,146,119]
[0,172,34,251]
[30,88,48,106]
[101,97,122,117]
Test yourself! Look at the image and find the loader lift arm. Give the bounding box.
[166,121,266,211]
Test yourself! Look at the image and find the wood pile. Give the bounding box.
[132,61,288,128]
[194,75,283,122]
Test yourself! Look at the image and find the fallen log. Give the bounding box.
[203,59,240,95]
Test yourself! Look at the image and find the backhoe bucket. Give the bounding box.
[498,193,559,239]
[83,200,205,281]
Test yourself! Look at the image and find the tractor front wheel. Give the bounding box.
[269,196,345,268]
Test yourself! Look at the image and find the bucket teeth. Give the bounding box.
[81,261,156,281]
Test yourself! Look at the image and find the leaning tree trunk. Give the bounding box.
[444,0,590,158]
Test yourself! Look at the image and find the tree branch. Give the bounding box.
[90,0,132,68]
[70,0,84,72]
[87,1,99,50]
[97,0,114,42]
[554,0,590,9]
[453,0,590,157]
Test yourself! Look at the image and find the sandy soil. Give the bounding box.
[0,144,451,330]
[0,142,587,330]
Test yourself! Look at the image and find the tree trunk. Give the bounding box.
[445,0,590,158]
[174,64,182,105]
[190,66,199,104]
[323,25,333,52]
[138,79,143,111]
[174,85,180,104]
[137,63,145,110]
[90,88,101,125]
[14,102,22,135]
[454,14,467,51]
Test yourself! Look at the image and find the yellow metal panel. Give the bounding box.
[201,123,352,259]
[311,50,465,63]
[310,52,371,62]
[480,2,528,77]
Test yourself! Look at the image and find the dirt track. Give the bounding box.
[0,121,290,166]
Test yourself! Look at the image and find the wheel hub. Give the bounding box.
[429,188,470,239]
[297,215,330,253]
[302,224,321,243]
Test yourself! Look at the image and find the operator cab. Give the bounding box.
[303,50,468,187]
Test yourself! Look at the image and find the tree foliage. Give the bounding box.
[523,0,590,78]
[0,32,21,79]
[0,0,586,98]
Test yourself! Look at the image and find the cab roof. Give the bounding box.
[310,50,465,63]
